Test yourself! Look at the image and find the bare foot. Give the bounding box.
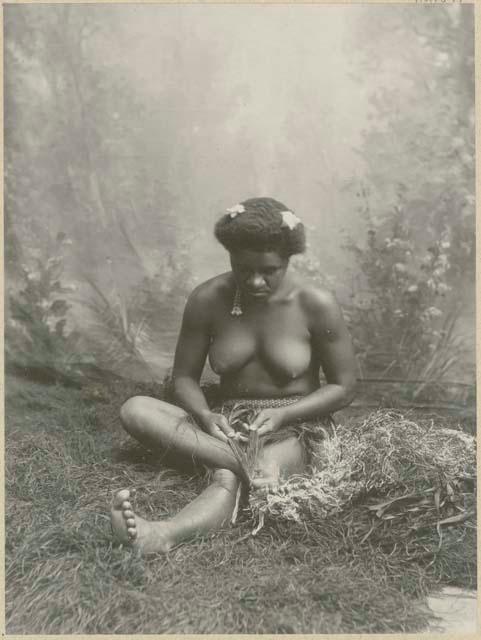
[110,489,174,554]
[251,469,280,492]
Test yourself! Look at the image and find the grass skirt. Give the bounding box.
[213,396,335,466]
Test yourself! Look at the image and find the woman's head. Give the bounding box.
[215,197,305,299]
[214,197,306,259]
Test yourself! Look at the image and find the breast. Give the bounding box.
[260,337,312,381]
[208,324,312,381]
[208,327,257,375]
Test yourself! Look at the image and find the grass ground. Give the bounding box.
[5,374,476,634]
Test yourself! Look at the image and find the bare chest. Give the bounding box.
[208,302,312,378]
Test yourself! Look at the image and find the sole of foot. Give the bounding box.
[110,489,173,554]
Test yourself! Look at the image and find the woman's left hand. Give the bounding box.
[249,407,287,436]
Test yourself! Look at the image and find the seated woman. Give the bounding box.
[111,197,357,553]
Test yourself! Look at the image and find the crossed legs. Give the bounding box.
[111,396,305,553]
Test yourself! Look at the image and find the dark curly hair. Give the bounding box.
[214,197,306,258]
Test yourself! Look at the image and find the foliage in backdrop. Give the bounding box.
[5,5,195,380]
[341,5,475,394]
[5,5,475,400]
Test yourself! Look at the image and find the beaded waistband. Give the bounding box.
[218,396,305,411]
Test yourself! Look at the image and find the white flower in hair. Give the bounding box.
[280,210,301,230]
[226,203,245,218]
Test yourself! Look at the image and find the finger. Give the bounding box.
[211,426,229,443]
[230,431,248,443]
[256,423,273,437]
[217,417,235,438]
[249,419,261,431]
[250,411,269,430]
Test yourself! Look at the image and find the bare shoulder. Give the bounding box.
[299,283,340,314]
[298,284,345,335]
[183,273,231,319]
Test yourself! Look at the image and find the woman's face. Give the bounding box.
[230,249,289,299]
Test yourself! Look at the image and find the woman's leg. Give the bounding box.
[111,469,240,554]
[111,398,307,553]
[119,395,240,472]
[111,396,241,553]
[252,436,306,490]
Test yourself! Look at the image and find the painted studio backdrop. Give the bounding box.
[4,4,476,635]
[6,4,475,406]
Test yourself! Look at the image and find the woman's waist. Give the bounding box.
[218,376,319,403]
[214,395,330,427]
[217,395,306,412]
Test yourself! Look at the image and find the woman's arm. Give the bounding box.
[172,286,212,421]
[286,287,357,419]
[172,285,235,442]
[251,288,357,434]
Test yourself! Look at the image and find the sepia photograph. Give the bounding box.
[4,2,477,635]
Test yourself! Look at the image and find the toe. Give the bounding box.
[122,501,132,510]
[251,477,278,491]
[123,510,134,519]
[127,527,137,538]
[126,518,136,527]
[114,489,130,507]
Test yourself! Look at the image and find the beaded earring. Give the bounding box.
[230,287,243,316]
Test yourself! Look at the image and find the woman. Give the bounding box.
[111,197,357,553]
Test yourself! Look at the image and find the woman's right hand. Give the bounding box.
[199,411,235,443]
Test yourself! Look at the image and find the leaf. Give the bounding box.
[227,439,251,486]
[252,511,265,536]
[230,484,242,525]
[437,510,474,527]
[367,492,418,516]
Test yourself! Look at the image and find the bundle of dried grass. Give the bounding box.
[249,411,476,548]
[225,403,264,486]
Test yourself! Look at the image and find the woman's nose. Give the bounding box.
[247,274,265,289]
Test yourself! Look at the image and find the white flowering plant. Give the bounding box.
[343,198,468,400]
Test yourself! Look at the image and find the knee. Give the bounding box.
[213,468,239,492]
[119,396,189,441]
[255,457,279,478]
[119,396,149,433]
[256,438,305,479]
[255,449,280,474]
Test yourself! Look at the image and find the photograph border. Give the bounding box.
[1,1,478,638]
